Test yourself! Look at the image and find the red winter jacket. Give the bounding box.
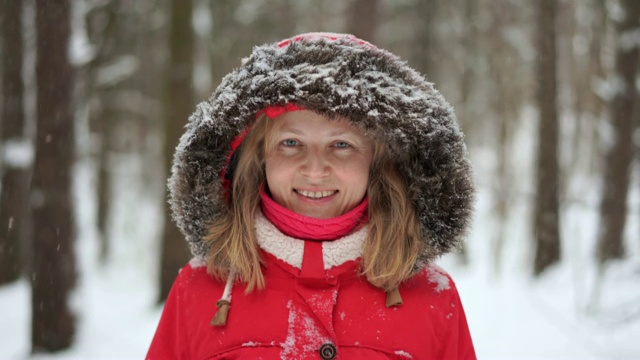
[147,216,476,360]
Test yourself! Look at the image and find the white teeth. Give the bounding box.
[297,190,336,199]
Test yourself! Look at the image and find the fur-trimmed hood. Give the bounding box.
[169,33,475,267]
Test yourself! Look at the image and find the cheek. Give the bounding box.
[264,159,276,189]
[341,162,370,191]
[265,158,290,192]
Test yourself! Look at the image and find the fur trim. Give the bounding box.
[169,33,475,267]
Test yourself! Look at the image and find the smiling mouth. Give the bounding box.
[294,189,338,199]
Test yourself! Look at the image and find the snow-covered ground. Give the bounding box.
[1,126,640,359]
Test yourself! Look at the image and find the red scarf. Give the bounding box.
[259,189,368,241]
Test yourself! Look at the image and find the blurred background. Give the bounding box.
[1,0,639,359]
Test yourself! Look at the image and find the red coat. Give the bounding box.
[147,250,476,359]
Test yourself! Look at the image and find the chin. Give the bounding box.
[297,209,337,219]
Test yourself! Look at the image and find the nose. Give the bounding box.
[300,148,330,178]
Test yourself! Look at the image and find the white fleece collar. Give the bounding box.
[254,211,367,270]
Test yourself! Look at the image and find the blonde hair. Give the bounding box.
[204,115,423,292]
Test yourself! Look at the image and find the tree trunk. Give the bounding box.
[492,112,511,275]
[84,0,166,264]
[159,0,194,303]
[485,0,523,275]
[567,0,607,178]
[209,0,236,92]
[587,0,608,175]
[88,7,115,263]
[31,0,76,352]
[458,0,478,138]
[412,0,439,78]
[455,0,479,265]
[84,0,118,263]
[533,0,561,276]
[596,0,640,264]
[0,0,29,285]
[346,0,380,43]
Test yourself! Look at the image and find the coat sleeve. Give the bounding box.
[146,265,191,360]
[438,277,477,360]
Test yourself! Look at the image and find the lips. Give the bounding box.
[294,189,338,199]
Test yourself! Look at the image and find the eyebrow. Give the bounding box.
[328,130,353,137]
[277,127,305,136]
[278,127,357,138]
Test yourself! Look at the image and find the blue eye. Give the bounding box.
[334,141,350,148]
[282,139,298,146]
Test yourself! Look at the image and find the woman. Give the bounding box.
[148,32,476,360]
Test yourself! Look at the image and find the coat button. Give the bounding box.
[319,342,337,360]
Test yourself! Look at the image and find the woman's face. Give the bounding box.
[265,111,373,219]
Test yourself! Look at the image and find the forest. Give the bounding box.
[0,0,639,358]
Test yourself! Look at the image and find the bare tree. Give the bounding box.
[83,0,166,264]
[0,0,29,285]
[31,0,76,352]
[533,0,561,275]
[566,0,608,176]
[208,0,295,95]
[411,0,440,78]
[457,0,479,138]
[596,0,640,264]
[209,0,238,92]
[346,0,380,42]
[482,0,531,274]
[159,0,194,302]
[84,0,118,262]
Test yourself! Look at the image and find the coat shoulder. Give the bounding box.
[175,257,226,294]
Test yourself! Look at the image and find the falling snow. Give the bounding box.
[1,30,639,357]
